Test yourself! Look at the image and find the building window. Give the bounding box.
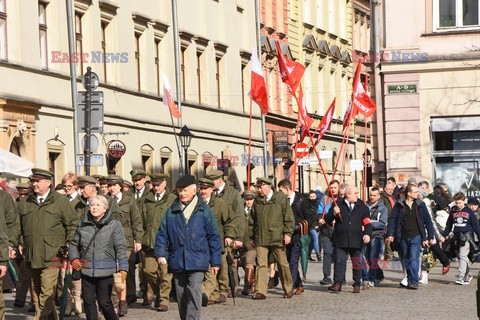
[135,33,141,91]
[180,47,186,101]
[196,51,202,105]
[216,57,221,108]
[141,144,153,174]
[241,62,247,113]
[39,2,48,70]
[155,39,160,95]
[101,22,107,82]
[75,12,84,76]
[434,0,480,31]
[0,0,7,61]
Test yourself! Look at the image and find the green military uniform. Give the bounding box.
[202,191,238,302]
[140,175,176,309]
[17,168,78,320]
[249,178,295,298]
[0,189,18,319]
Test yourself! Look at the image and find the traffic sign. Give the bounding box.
[350,159,364,171]
[81,134,99,152]
[295,142,309,158]
[298,157,319,166]
[90,154,103,167]
[82,71,99,90]
[77,91,104,133]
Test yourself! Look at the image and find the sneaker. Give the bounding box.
[465,273,473,285]
[442,264,450,275]
[455,278,465,285]
[320,277,332,285]
[400,277,408,287]
[369,281,375,287]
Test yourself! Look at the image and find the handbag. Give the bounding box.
[71,226,102,280]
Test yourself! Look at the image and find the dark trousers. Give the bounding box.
[14,255,31,304]
[321,235,333,278]
[333,247,362,287]
[127,251,137,297]
[286,242,303,289]
[82,275,118,320]
[431,242,450,267]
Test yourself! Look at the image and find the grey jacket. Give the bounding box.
[69,209,128,278]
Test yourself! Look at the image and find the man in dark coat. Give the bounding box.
[325,186,372,293]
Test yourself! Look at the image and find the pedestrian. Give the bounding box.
[240,190,257,295]
[249,177,295,300]
[386,185,434,289]
[442,192,480,285]
[0,189,11,320]
[69,195,128,320]
[325,186,372,293]
[154,174,222,320]
[17,168,78,319]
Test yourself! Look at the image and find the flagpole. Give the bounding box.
[363,117,368,203]
[247,96,254,190]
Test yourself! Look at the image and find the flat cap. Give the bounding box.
[242,190,257,198]
[30,168,54,180]
[176,174,196,188]
[468,197,480,205]
[407,177,417,185]
[198,178,214,187]
[16,182,30,190]
[98,176,108,184]
[256,177,273,186]
[149,173,169,183]
[206,170,224,180]
[78,175,97,186]
[92,174,103,180]
[123,180,133,187]
[107,175,124,185]
[130,169,147,178]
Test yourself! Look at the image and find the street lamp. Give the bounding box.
[179,125,194,174]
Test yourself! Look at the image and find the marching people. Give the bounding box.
[386,185,434,289]
[140,173,177,311]
[325,186,372,293]
[0,189,11,320]
[17,168,78,319]
[442,192,480,285]
[107,175,143,316]
[154,174,222,320]
[380,182,396,260]
[240,190,257,295]
[249,177,295,300]
[198,178,237,305]
[69,195,128,320]
[302,190,321,279]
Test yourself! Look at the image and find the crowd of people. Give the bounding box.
[0,169,479,320]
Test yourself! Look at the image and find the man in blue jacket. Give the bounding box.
[154,174,222,320]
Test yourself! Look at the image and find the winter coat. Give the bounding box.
[215,183,245,241]
[0,189,20,247]
[290,192,307,244]
[110,193,143,250]
[69,209,128,278]
[154,195,222,273]
[367,199,388,238]
[140,189,177,251]
[249,191,295,247]
[126,185,151,208]
[241,207,254,252]
[325,199,372,249]
[387,198,434,242]
[206,196,237,249]
[301,198,320,231]
[18,189,78,268]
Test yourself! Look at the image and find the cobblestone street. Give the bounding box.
[5,258,479,320]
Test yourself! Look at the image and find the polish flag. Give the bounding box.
[162,73,181,119]
[314,98,336,145]
[250,50,269,114]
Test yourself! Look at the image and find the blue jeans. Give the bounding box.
[308,229,320,255]
[361,245,368,281]
[366,237,384,282]
[400,235,422,284]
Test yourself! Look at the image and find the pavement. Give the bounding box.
[4,257,479,319]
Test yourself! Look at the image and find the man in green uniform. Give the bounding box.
[17,168,78,320]
[108,175,143,316]
[249,177,294,300]
[240,190,257,295]
[198,178,237,305]
[140,173,176,311]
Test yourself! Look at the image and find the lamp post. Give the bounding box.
[179,125,194,175]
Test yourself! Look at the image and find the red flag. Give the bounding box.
[162,73,181,119]
[352,64,376,117]
[275,41,305,95]
[250,50,269,114]
[314,98,336,145]
[342,98,354,133]
[364,72,369,93]
[298,85,314,132]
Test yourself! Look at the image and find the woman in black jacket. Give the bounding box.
[69,195,128,320]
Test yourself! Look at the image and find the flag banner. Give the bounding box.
[162,73,181,119]
[342,98,354,133]
[315,97,336,145]
[275,41,305,95]
[250,49,269,114]
[352,63,376,118]
[298,85,314,133]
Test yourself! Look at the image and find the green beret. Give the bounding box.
[198,178,214,187]
[256,177,272,186]
[149,173,169,183]
[107,175,124,185]
[206,170,224,180]
[130,169,147,178]
[242,190,257,198]
[78,175,97,186]
[30,168,54,180]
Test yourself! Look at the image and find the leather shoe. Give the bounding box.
[126,295,137,305]
[218,294,227,303]
[201,293,208,307]
[283,290,294,298]
[154,297,161,308]
[141,299,151,306]
[118,300,128,317]
[13,301,25,307]
[294,287,304,295]
[328,283,342,292]
[28,305,35,313]
[442,264,450,274]
[157,305,168,312]
[353,285,360,293]
[252,293,266,300]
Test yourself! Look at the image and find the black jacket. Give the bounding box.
[290,192,306,244]
[325,199,372,249]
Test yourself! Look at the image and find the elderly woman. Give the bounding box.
[69,195,128,320]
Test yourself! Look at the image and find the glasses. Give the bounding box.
[64,184,75,189]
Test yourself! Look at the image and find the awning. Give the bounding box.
[0,148,34,177]
[431,116,480,132]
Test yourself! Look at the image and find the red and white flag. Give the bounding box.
[298,85,314,134]
[352,63,376,118]
[250,50,269,115]
[162,73,181,119]
[275,41,305,95]
[314,98,336,145]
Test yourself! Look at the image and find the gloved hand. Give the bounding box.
[58,245,69,258]
[71,259,82,271]
[120,270,127,282]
